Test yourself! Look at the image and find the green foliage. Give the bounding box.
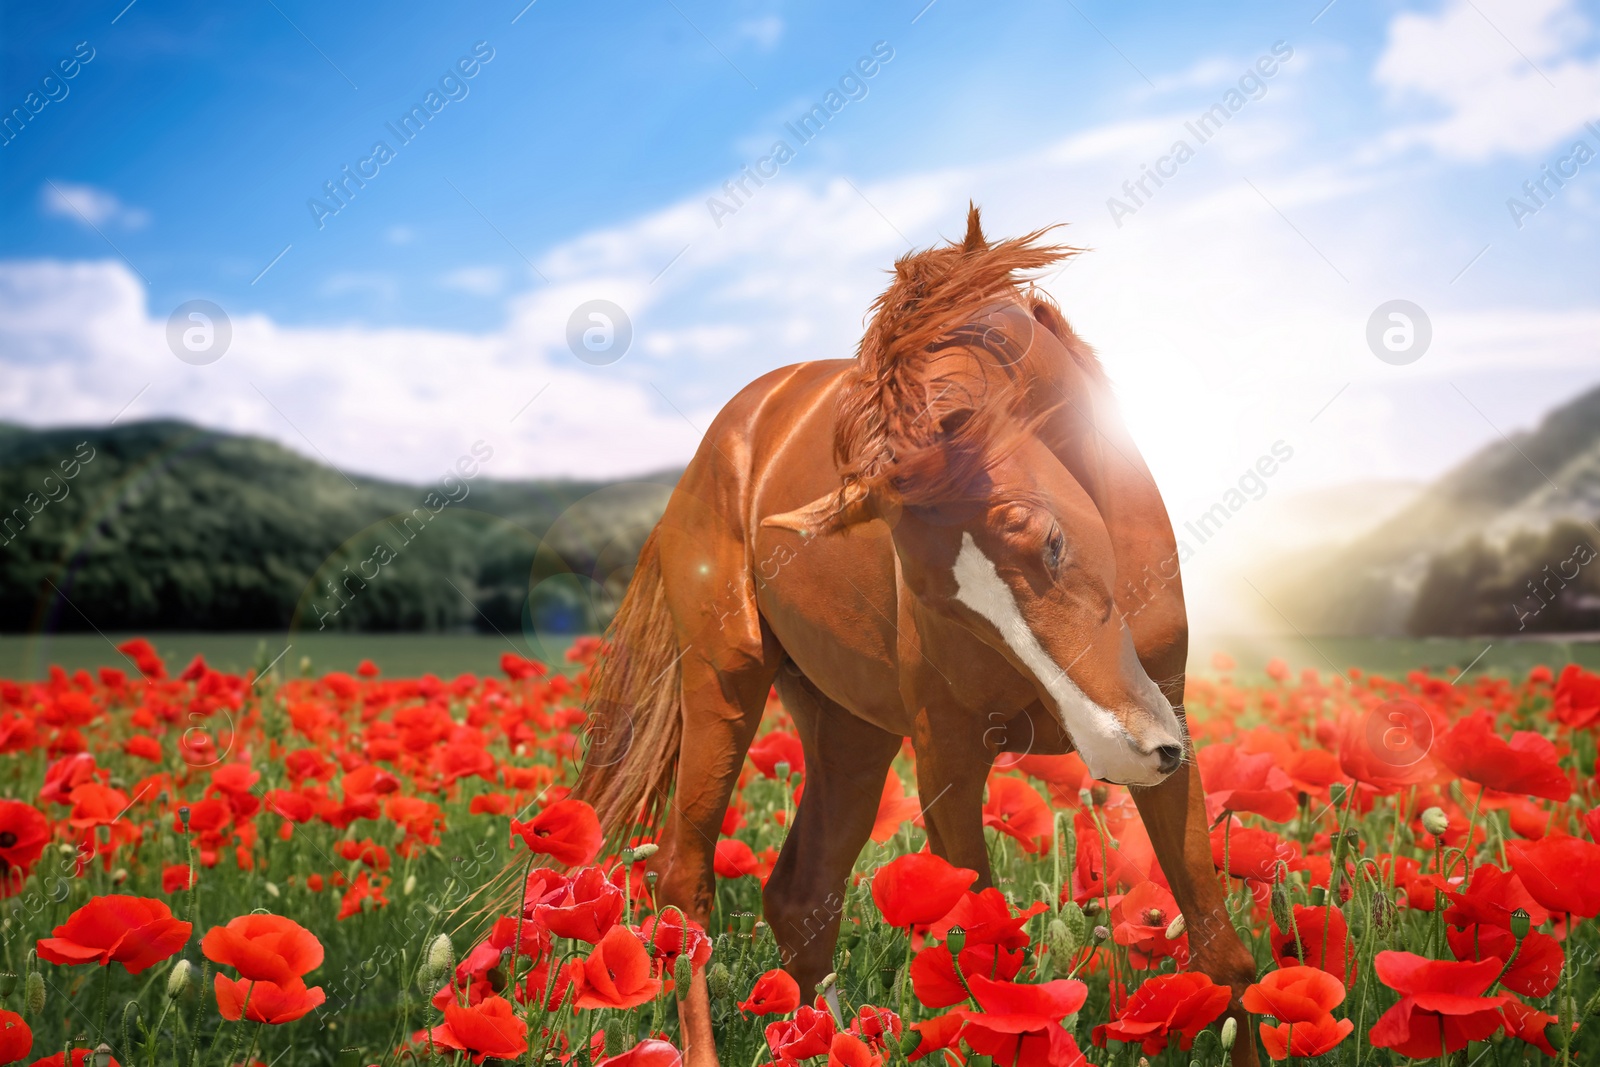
[0,421,671,634]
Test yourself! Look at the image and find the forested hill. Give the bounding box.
[0,420,675,633]
[1272,381,1600,636]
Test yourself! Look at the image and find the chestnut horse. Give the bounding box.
[575,209,1258,1066]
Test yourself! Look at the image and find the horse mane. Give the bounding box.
[828,205,1083,525]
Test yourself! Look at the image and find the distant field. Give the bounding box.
[3,629,1598,682]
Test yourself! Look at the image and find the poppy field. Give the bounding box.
[3,640,1600,1066]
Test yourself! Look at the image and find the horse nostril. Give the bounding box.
[1155,744,1183,773]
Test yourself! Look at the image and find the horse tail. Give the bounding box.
[572,527,683,844]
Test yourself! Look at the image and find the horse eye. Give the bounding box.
[1045,527,1065,572]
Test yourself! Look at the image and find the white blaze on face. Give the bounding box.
[951,532,1170,785]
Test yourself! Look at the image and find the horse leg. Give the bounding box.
[909,707,996,886]
[656,651,779,1067]
[1130,713,1261,1067]
[763,671,902,996]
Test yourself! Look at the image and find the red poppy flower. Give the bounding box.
[1241,965,1345,1022]
[714,838,763,880]
[871,853,977,929]
[1111,880,1187,969]
[510,798,603,867]
[201,913,324,988]
[1092,971,1230,1055]
[122,736,163,762]
[827,1032,881,1067]
[1367,951,1509,1059]
[422,994,529,1064]
[1500,1000,1563,1057]
[539,866,624,944]
[36,895,192,974]
[1442,864,1549,930]
[871,773,922,844]
[903,1012,964,1062]
[765,1005,836,1062]
[739,969,801,1016]
[1336,704,1439,791]
[634,911,712,974]
[953,974,1092,1067]
[1507,835,1600,917]
[38,753,99,806]
[214,975,327,1024]
[0,1010,29,1066]
[162,864,196,894]
[0,800,50,898]
[337,870,391,921]
[1198,743,1299,823]
[929,888,1047,952]
[1446,924,1562,998]
[849,1005,901,1048]
[981,776,1053,854]
[911,943,1026,1009]
[1269,905,1357,984]
[568,926,661,1009]
[1435,711,1571,801]
[1553,664,1600,728]
[23,1051,121,1067]
[594,1039,682,1067]
[1259,1013,1354,1061]
[1211,823,1298,883]
[747,731,804,779]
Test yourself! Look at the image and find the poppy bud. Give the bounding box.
[94,1043,113,1067]
[1164,913,1186,940]
[673,954,693,999]
[403,874,416,896]
[1270,882,1291,932]
[111,868,128,885]
[604,1018,625,1054]
[818,971,838,995]
[25,971,44,1015]
[1511,908,1531,940]
[421,934,455,991]
[0,974,13,997]
[264,881,280,898]
[631,843,659,861]
[1420,806,1449,837]
[945,926,966,955]
[1220,1016,1237,1051]
[708,962,732,1002]
[899,1029,923,1056]
[1046,918,1077,965]
[166,959,192,999]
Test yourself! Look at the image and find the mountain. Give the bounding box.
[1271,382,1600,636]
[0,420,675,634]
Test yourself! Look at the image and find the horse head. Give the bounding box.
[764,207,1186,787]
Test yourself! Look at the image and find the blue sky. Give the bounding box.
[3,0,1599,531]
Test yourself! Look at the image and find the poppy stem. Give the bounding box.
[508,853,537,996]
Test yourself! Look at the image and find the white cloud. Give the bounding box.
[1374,0,1600,160]
[40,182,150,229]
[735,15,784,51]
[439,266,506,297]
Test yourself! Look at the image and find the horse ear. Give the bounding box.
[962,202,987,253]
[761,482,875,534]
